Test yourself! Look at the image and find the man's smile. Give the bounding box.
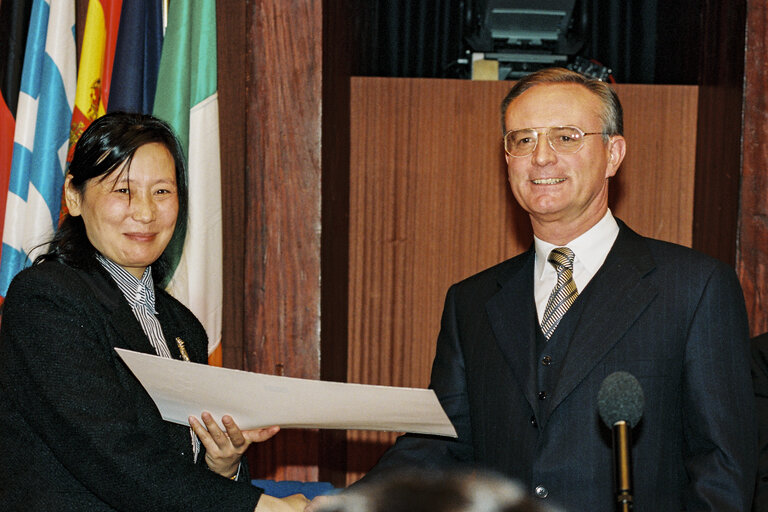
[531,177,566,185]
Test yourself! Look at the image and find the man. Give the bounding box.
[309,68,756,511]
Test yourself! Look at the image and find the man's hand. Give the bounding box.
[255,494,310,512]
[304,494,337,512]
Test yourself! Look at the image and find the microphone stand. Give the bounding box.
[612,420,633,511]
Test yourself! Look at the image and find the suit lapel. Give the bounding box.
[486,250,540,415]
[155,292,204,362]
[546,223,658,415]
[78,267,160,355]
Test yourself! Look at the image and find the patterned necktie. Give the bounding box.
[541,247,579,339]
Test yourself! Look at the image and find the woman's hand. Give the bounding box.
[189,411,280,478]
[255,494,309,512]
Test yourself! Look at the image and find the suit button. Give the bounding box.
[538,391,547,400]
[530,415,537,427]
[535,485,548,498]
[541,355,552,366]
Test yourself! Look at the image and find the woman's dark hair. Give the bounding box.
[35,112,188,283]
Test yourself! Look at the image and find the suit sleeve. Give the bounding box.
[356,284,475,485]
[681,262,757,511]
[751,334,768,512]
[0,266,262,511]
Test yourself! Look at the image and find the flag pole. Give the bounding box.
[162,0,169,35]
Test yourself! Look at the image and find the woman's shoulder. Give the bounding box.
[8,261,83,291]
[5,260,114,306]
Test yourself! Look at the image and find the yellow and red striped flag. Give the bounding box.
[67,0,122,160]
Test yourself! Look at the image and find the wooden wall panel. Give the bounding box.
[218,1,248,371]
[244,0,323,482]
[692,0,746,267]
[345,78,698,483]
[738,1,768,336]
[610,84,698,245]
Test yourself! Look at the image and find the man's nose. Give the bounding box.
[531,134,557,165]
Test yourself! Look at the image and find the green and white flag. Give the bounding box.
[153,0,222,355]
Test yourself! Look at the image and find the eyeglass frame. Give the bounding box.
[503,125,607,157]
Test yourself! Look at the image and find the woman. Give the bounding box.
[0,112,306,511]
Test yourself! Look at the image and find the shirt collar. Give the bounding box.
[96,254,156,314]
[533,209,619,280]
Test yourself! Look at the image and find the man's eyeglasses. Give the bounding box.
[503,126,605,157]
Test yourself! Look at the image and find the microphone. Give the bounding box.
[597,371,645,512]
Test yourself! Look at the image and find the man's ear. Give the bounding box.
[605,135,626,178]
[64,174,82,216]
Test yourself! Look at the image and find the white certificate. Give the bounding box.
[115,348,457,437]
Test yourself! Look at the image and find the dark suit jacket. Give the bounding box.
[0,261,262,511]
[751,333,768,512]
[362,221,756,511]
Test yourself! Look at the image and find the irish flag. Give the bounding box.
[153,0,223,358]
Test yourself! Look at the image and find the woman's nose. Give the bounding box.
[131,194,155,222]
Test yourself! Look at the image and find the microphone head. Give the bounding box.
[597,371,645,428]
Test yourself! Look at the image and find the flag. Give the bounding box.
[68,0,122,156]
[153,0,223,358]
[0,0,76,297]
[0,0,34,252]
[107,0,163,114]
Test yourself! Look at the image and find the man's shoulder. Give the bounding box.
[617,221,730,273]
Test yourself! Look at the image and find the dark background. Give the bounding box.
[349,0,705,84]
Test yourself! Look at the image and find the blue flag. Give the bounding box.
[0,0,76,296]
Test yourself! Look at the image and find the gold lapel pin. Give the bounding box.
[175,337,191,362]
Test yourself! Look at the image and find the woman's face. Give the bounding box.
[65,142,179,279]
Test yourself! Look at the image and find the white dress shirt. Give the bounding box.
[533,209,620,323]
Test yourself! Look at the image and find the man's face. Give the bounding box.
[503,83,625,235]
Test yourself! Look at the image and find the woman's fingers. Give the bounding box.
[243,425,281,443]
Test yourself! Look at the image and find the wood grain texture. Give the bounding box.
[244,0,323,482]
[344,78,698,483]
[738,1,768,336]
[692,0,746,266]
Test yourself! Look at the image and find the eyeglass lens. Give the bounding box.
[505,126,587,156]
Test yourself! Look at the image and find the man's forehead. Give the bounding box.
[504,83,602,128]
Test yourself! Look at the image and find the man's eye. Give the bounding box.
[513,134,536,146]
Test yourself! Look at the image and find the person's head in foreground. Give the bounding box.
[315,470,562,512]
